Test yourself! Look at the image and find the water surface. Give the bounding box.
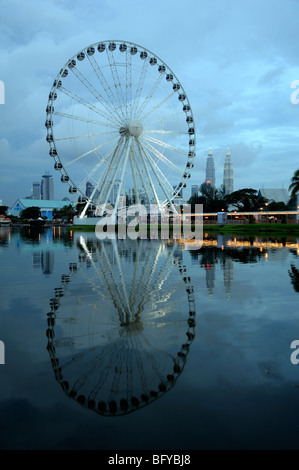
[0,227,299,450]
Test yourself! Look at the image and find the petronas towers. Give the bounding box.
[223,147,234,194]
[205,146,234,194]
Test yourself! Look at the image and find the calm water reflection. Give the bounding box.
[0,227,299,449]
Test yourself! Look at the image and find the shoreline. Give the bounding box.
[68,223,299,237]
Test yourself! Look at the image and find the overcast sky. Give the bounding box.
[0,0,299,207]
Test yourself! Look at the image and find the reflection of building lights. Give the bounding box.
[265,253,268,259]
[70,231,73,238]
[260,247,263,252]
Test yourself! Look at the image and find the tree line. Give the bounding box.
[187,169,299,212]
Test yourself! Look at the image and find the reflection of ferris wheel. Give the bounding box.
[46,237,196,416]
[45,40,196,216]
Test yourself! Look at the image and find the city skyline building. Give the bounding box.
[191,185,199,197]
[31,182,41,199]
[223,146,234,194]
[205,146,216,187]
[41,172,54,200]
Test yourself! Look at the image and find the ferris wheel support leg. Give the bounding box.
[80,138,122,218]
[139,141,178,214]
[130,148,151,206]
[112,136,133,215]
[135,139,161,208]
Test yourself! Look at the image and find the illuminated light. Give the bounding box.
[260,247,263,252]
[265,253,268,259]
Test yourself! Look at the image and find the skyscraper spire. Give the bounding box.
[223,146,233,194]
[205,146,216,187]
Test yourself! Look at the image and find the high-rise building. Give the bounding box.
[205,146,216,187]
[191,185,199,197]
[86,181,94,199]
[41,172,54,200]
[32,182,41,199]
[223,146,234,194]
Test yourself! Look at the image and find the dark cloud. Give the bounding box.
[1,0,299,204]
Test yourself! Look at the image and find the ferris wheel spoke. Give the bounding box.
[140,91,176,121]
[139,142,176,206]
[110,136,133,212]
[136,249,173,309]
[70,66,125,126]
[131,57,150,119]
[111,239,134,320]
[100,244,132,321]
[135,73,164,119]
[106,49,127,118]
[129,244,164,311]
[55,130,117,141]
[53,111,118,130]
[142,139,185,176]
[143,134,188,157]
[126,49,132,118]
[87,54,126,122]
[80,138,124,217]
[128,152,141,205]
[79,237,129,322]
[64,135,118,168]
[144,129,187,135]
[130,146,152,206]
[76,157,111,197]
[59,85,119,126]
[98,139,127,207]
[128,244,154,305]
[135,139,161,207]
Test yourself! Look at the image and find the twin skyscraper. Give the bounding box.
[205,145,234,194]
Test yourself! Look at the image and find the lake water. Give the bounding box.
[0,226,299,450]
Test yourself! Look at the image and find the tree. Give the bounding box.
[52,204,76,222]
[267,201,287,211]
[197,183,228,212]
[224,188,267,212]
[289,169,299,199]
[20,206,41,219]
[0,206,8,216]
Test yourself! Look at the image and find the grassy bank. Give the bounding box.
[69,223,299,237]
[202,223,299,236]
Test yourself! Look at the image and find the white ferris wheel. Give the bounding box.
[45,40,196,217]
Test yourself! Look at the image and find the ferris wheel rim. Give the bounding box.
[46,39,196,210]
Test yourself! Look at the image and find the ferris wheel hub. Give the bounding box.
[128,119,143,137]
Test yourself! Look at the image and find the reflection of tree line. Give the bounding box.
[289,265,299,292]
[189,242,299,297]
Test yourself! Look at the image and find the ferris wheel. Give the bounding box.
[45,40,196,216]
[46,236,196,416]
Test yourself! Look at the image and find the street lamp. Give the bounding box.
[265,203,269,223]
